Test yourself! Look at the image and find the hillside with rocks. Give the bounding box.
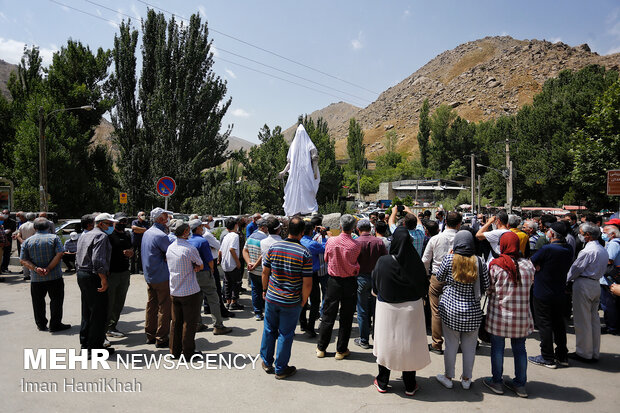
[282,101,360,142]
[313,36,620,159]
[0,59,17,99]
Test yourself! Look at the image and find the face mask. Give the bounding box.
[602,233,610,242]
[104,227,114,235]
[116,223,126,232]
[578,234,586,243]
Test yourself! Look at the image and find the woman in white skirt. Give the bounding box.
[371,227,431,396]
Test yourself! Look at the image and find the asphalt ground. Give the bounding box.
[1,259,619,413]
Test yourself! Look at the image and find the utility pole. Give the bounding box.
[470,153,476,214]
[477,175,481,213]
[38,106,47,212]
[505,139,513,213]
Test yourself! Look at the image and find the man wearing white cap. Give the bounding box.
[188,219,232,335]
[62,231,79,273]
[141,207,173,348]
[76,213,116,354]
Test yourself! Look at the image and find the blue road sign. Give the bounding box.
[156,176,176,197]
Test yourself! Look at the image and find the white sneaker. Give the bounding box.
[461,378,472,390]
[436,374,453,389]
[103,339,111,348]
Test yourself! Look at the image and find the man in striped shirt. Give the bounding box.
[166,223,204,360]
[242,218,269,320]
[260,216,313,379]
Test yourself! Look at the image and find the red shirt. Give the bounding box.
[324,232,361,278]
[356,233,387,275]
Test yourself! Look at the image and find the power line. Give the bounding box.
[50,0,118,26]
[217,47,371,103]
[135,0,379,96]
[82,0,371,103]
[218,56,368,106]
[73,0,370,105]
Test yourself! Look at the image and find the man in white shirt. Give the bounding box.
[476,210,511,264]
[260,217,283,258]
[166,223,203,360]
[201,218,235,319]
[218,218,242,310]
[422,211,462,354]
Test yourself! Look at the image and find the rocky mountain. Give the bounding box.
[308,36,620,159]
[282,101,360,142]
[0,59,17,99]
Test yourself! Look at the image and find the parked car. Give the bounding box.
[462,213,475,224]
[55,219,83,245]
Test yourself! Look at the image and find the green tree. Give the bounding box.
[346,117,365,173]
[10,42,116,216]
[359,175,379,196]
[302,115,343,206]
[136,10,231,210]
[417,99,430,167]
[240,124,289,213]
[571,79,620,210]
[428,104,456,172]
[108,20,145,212]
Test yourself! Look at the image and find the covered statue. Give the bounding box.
[279,124,320,216]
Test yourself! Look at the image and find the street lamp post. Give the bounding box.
[38,105,94,212]
[476,162,513,213]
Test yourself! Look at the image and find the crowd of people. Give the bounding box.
[2,205,619,396]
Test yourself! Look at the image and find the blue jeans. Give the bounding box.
[356,273,373,343]
[260,301,302,374]
[249,273,264,315]
[490,334,527,387]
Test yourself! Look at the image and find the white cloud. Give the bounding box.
[0,38,57,66]
[225,68,237,79]
[403,8,411,18]
[0,12,7,21]
[198,5,207,18]
[95,9,102,17]
[548,37,562,44]
[351,31,364,50]
[231,108,250,118]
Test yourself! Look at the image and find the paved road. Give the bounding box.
[1,264,618,412]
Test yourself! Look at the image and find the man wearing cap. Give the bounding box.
[106,213,134,338]
[528,222,574,368]
[188,219,232,335]
[354,218,387,349]
[76,213,116,353]
[566,222,609,363]
[166,223,204,359]
[131,211,149,274]
[141,207,173,348]
[601,222,620,335]
[20,217,70,332]
[243,218,269,321]
[62,232,79,273]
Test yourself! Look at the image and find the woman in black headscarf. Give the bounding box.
[371,227,431,396]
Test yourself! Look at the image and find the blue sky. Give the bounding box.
[1,0,620,143]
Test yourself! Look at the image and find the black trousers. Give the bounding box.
[377,364,417,392]
[77,271,108,350]
[31,278,65,329]
[317,275,357,353]
[534,296,568,361]
[299,272,320,327]
[62,254,76,270]
[1,241,11,271]
[170,292,202,359]
[223,268,243,300]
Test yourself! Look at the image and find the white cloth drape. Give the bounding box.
[283,125,320,216]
